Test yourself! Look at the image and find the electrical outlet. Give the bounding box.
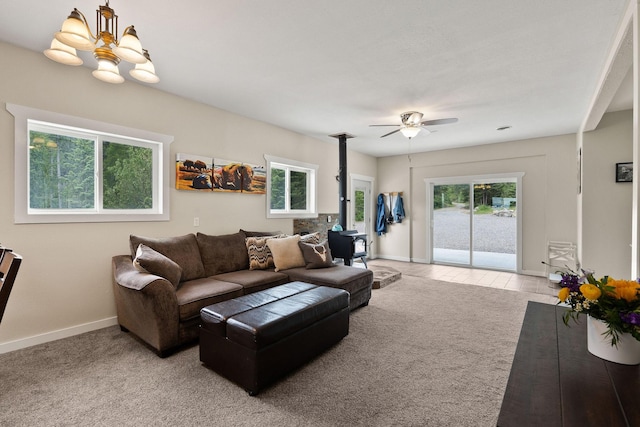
[327,215,332,222]
[193,217,200,227]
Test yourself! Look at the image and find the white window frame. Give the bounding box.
[264,154,318,219]
[8,104,173,224]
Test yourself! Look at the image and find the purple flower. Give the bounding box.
[560,273,581,292]
[620,312,640,325]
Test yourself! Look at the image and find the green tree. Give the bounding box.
[29,131,94,209]
[355,190,364,221]
[290,170,307,209]
[103,141,153,209]
[433,184,469,209]
[270,167,285,209]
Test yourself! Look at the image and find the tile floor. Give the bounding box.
[364,258,559,304]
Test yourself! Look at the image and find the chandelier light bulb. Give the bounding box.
[44,39,83,66]
[130,52,159,83]
[112,26,147,64]
[54,9,94,51]
[92,59,124,84]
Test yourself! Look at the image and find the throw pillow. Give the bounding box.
[129,234,205,282]
[298,240,334,269]
[266,234,306,271]
[300,232,321,245]
[133,244,183,289]
[246,235,282,270]
[196,231,250,276]
[241,229,283,237]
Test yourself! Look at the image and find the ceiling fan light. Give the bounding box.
[400,126,421,139]
[54,9,94,51]
[44,38,83,66]
[92,59,124,84]
[112,26,147,64]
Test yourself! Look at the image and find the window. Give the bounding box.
[8,104,173,223]
[265,155,318,218]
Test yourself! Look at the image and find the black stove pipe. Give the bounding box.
[329,133,354,230]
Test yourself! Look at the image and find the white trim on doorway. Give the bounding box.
[350,173,375,258]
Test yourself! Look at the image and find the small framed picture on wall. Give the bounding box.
[616,162,633,183]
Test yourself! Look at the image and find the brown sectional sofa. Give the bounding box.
[112,229,373,356]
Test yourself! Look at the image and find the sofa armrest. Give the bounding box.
[113,254,168,291]
[112,255,180,355]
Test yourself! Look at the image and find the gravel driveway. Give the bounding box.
[433,207,516,254]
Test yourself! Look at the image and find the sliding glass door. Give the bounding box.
[430,175,520,272]
[432,184,471,265]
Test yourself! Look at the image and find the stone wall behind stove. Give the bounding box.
[293,213,338,242]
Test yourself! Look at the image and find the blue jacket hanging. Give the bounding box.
[392,194,405,223]
[376,193,387,235]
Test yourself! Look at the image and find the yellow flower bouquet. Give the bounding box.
[557,269,640,346]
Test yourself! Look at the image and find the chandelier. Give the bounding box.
[44,1,159,84]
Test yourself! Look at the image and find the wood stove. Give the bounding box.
[328,230,368,268]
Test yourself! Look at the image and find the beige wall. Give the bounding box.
[376,133,578,275]
[0,42,376,350]
[581,110,633,278]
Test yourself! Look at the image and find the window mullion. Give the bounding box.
[96,136,103,213]
[285,167,291,212]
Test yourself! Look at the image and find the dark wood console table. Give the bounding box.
[497,301,640,427]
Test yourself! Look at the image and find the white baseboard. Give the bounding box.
[375,255,412,262]
[373,257,547,278]
[0,316,118,355]
[521,269,546,277]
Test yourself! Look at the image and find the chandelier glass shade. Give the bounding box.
[43,1,158,84]
[43,39,83,66]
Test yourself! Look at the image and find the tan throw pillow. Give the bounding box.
[246,235,281,270]
[266,235,306,271]
[298,240,334,269]
[133,244,183,289]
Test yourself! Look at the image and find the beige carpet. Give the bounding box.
[0,276,552,426]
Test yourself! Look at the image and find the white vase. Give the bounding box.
[587,315,640,365]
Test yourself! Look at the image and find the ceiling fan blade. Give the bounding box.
[369,124,400,127]
[420,117,458,126]
[380,128,402,138]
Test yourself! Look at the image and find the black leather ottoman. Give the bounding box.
[199,281,350,395]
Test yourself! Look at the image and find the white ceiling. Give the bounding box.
[0,0,631,157]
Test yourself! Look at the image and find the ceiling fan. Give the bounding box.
[370,111,458,139]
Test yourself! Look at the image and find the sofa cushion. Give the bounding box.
[266,235,306,271]
[213,269,290,293]
[133,244,183,288]
[285,265,373,297]
[130,234,205,282]
[298,240,333,269]
[176,277,244,321]
[196,231,249,277]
